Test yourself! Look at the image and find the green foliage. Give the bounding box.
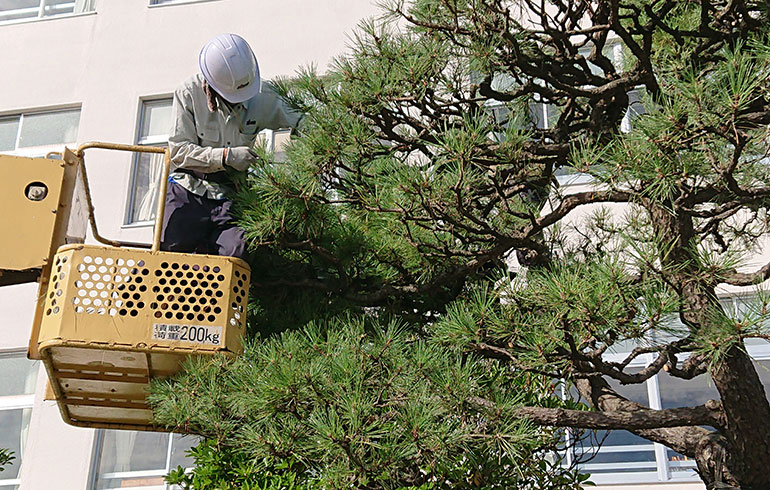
[165,441,313,490]
[432,260,680,377]
[235,1,551,330]
[151,317,583,489]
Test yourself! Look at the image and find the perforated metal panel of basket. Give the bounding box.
[36,244,250,431]
[41,246,248,347]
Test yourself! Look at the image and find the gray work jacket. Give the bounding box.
[168,73,300,199]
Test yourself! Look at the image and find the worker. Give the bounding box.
[162,33,300,258]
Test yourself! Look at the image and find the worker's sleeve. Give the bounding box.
[168,85,226,173]
[257,82,303,131]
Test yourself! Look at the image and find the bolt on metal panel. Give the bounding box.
[0,151,86,285]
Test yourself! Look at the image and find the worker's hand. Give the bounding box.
[224,146,258,171]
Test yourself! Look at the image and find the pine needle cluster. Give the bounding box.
[151,317,584,489]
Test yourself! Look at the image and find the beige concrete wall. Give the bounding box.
[554,176,770,297]
[0,1,375,489]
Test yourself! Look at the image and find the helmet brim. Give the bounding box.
[216,77,261,104]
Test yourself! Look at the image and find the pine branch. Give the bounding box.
[534,190,634,231]
[573,375,721,459]
[513,402,723,430]
[665,353,709,380]
[722,260,770,286]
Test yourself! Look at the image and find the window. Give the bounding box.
[562,364,659,483]
[563,296,770,484]
[580,42,623,77]
[0,0,96,24]
[126,99,172,225]
[92,431,197,490]
[0,108,80,157]
[572,371,658,479]
[657,368,720,475]
[482,72,556,132]
[0,352,39,490]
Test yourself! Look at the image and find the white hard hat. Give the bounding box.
[199,33,261,103]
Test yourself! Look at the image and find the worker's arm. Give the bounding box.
[168,83,226,173]
[249,82,303,132]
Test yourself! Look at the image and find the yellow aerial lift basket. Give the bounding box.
[24,142,249,431]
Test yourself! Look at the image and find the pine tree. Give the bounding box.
[151,1,770,488]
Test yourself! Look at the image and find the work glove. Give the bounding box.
[224,146,258,171]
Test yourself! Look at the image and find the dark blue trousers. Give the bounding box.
[160,181,246,258]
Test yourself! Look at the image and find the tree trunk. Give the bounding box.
[648,203,770,487]
[678,277,770,488]
[708,345,770,489]
[573,375,745,489]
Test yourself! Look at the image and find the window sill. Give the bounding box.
[555,172,595,187]
[148,0,222,8]
[0,10,96,28]
[0,393,35,410]
[121,221,155,229]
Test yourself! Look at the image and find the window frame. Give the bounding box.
[0,0,96,26]
[124,97,172,227]
[0,350,39,489]
[90,430,196,490]
[561,353,663,484]
[0,107,81,158]
[562,294,770,484]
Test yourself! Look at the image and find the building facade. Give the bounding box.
[0,1,377,489]
[0,1,757,489]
